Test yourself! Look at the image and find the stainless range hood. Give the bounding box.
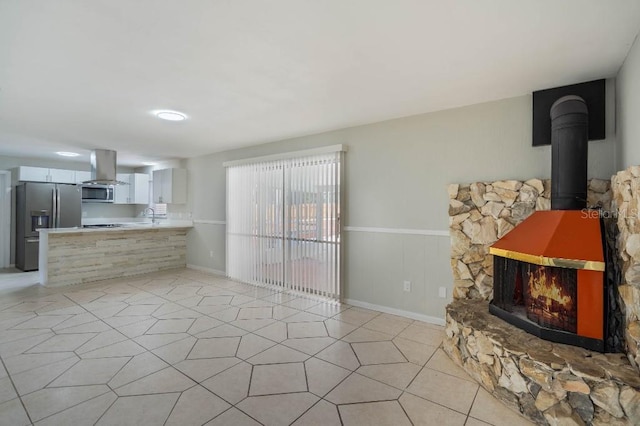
[83,149,127,185]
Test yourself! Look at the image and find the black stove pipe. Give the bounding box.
[550,95,589,210]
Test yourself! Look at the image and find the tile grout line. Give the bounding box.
[0,355,34,425]
[21,354,82,397]
[1,269,462,426]
[161,387,184,426]
[397,392,416,426]
[29,385,114,424]
[91,391,120,426]
[36,389,117,425]
[464,388,484,426]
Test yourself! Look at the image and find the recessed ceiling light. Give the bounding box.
[141,161,157,166]
[56,151,80,157]
[154,110,187,121]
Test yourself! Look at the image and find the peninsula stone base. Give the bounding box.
[41,228,189,286]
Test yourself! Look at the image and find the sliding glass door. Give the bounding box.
[226,149,342,299]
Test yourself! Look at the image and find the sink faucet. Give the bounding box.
[144,207,157,224]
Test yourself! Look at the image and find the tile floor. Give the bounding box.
[0,268,534,425]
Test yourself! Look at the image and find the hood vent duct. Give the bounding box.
[83,149,127,186]
[550,95,589,210]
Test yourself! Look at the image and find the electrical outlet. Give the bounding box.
[438,287,447,298]
[403,280,411,292]
[209,250,214,258]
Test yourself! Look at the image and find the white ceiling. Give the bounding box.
[1,1,639,166]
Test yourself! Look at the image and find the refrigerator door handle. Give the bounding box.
[56,187,61,228]
[52,188,57,228]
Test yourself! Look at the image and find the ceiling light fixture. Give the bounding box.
[154,110,187,121]
[56,151,80,157]
[141,161,157,166]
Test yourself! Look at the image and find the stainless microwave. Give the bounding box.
[82,185,114,203]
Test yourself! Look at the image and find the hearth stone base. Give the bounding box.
[444,300,640,425]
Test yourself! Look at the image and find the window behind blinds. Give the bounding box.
[226,150,342,300]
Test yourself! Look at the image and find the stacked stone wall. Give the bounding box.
[448,178,612,301]
[612,166,640,369]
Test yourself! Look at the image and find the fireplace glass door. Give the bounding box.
[492,257,578,333]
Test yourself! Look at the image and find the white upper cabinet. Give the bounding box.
[152,168,186,204]
[114,173,150,204]
[16,166,77,184]
[114,174,131,204]
[16,166,49,182]
[48,168,76,184]
[132,173,150,204]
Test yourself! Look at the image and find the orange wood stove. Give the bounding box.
[489,210,607,351]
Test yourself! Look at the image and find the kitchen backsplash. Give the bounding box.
[134,203,192,220]
[82,202,137,219]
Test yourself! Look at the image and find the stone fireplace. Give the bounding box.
[444,167,640,424]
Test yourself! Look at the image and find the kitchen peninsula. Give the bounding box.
[38,222,193,286]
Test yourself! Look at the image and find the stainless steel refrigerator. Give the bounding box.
[16,182,82,271]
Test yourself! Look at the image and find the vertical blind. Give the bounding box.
[226,150,342,299]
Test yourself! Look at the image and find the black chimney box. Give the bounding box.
[532,79,605,147]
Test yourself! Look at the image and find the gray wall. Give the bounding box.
[184,90,617,321]
[617,33,640,169]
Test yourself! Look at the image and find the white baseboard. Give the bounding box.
[343,298,445,326]
[185,265,445,326]
[186,264,226,276]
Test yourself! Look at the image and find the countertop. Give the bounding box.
[38,220,193,234]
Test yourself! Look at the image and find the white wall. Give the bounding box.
[184,91,617,321]
[617,33,640,168]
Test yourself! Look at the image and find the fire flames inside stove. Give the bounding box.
[490,255,595,347]
[522,264,577,333]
